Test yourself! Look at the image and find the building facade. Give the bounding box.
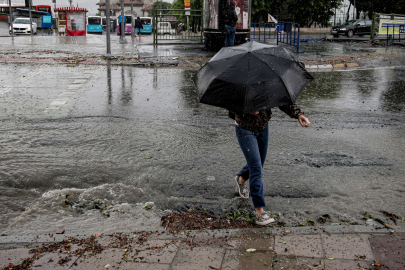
[97,0,157,17]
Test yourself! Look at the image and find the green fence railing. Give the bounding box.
[153,9,203,44]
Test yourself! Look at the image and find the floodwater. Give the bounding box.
[0,62,405,236]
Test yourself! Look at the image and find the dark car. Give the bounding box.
[331,19,376,38]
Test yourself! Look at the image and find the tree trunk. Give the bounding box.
[346,3,351,22]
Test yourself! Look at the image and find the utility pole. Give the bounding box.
[9,0,14,36]
[68,0,73,7]
[29,0,33,36]
[131,0,134,39]
[119,0,127,43]
[106,0,112,58]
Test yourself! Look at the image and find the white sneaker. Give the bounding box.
[256,211,275,225]
[235,176,249,199]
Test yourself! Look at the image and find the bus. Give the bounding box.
[117,15,132,35]
[116,16,153,35]
[139,17,152,34]
[87,16,102,34]
[35,5,52,16]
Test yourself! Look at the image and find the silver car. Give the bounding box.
[10,18,37,35]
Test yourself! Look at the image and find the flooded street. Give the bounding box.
[1,62,405,235]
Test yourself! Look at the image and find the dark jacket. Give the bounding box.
[226,3,238,27]
[229,104,304,131]
[135,18,143,29]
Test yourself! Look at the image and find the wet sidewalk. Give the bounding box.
[1,225,404,270]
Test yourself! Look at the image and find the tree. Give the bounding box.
[152,1,172,14]
[287,0,343,27]
[251,0,285,23]
[348,0,405,19]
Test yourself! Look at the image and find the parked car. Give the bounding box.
[331,19,376,38]
[9,18,37,35]
[157,22,175,35]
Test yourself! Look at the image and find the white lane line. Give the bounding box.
[0,87,12,95]
[73,79,87,84]
[68,84,82,89]
[50,100,68,106]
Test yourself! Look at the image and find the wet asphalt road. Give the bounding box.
[0,24,405,234]
[1,60,405,235]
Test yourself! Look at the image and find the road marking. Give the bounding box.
[68,84,82,89]
[60,91,76,96]
[73,79,87,84]
[50,100,68,106]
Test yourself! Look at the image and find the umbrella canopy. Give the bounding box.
[193,41,314,116]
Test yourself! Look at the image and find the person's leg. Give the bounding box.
[235,125,265,209]
[254,125,269,216]
[224,26,230,47]
[230,26,236,46]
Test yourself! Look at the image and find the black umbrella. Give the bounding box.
[193,41,314,116]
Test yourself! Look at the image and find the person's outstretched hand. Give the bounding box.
[298,115,310,127]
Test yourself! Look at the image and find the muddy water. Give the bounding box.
[1,64,405,235]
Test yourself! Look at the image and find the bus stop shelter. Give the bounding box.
[55,7,87,36]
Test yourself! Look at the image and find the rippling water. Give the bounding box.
[1,65,405,235]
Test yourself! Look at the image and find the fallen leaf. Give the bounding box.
[105,264,110,268]
[327,258,334,260]
[246,248,256,252]
[94,233,102,237]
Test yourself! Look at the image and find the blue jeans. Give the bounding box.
[235,125,269,209]
[225,25,236,47]
[135,28,141,35]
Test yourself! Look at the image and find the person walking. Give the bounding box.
[224,3,238,47]
[231,106,310,225]
[134,17,143,37]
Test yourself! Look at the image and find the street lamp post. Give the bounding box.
[29,0,33,36]
[8,0,13,36]
[106,0,112,58]
[119,0,127,44]
[131,0,134,39]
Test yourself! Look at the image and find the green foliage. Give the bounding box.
[287,0,343,27]
[349,0,405,18]
[251,0,284,23]
[152,1,172,14]
[226,210,255,222]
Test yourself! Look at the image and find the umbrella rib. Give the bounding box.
[251,53,294,104]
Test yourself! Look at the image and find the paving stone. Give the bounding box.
[319,226,355,235]
[31,252,78,269]
[221,249,273,270]
[129,240,179,263]
[238,229,273,251]
[369,234,405,270]
[170,247,225,270]
[280,226,321,235]
[305,65,319,69]
[333,63,346,68]
[272,255,324,270]
[323,258,373,269]
[69,248,169,269]
[275,235,323,258]
[0,248,31,268]
[353,225,387,234]
[322,234,374,260]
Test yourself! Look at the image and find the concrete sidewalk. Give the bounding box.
[1,224,404,269]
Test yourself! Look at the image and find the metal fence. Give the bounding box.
[250,22,303,53]
[152,9,203,44]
